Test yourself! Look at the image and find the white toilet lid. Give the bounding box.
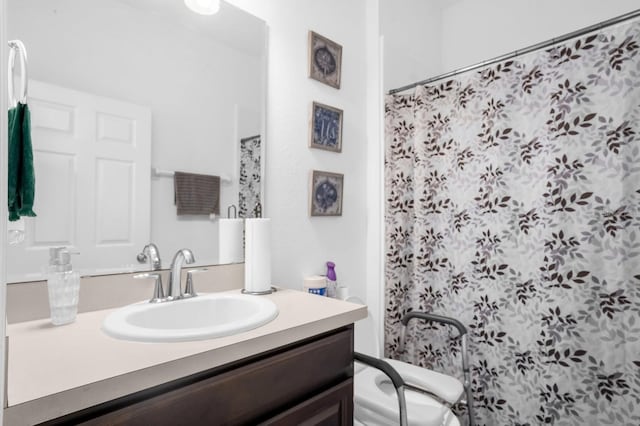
[354,366,460,426]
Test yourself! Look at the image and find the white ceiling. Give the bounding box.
[114,0,265,55]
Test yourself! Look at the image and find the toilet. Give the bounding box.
[354,362,462,426]
[348,297,463,426]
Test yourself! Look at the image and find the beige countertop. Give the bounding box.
[4,288,367,426]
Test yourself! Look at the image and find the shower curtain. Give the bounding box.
[384,18,640,425]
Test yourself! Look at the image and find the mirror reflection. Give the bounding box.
[6,0,266,282]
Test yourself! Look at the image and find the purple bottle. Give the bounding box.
[326,261,337,298]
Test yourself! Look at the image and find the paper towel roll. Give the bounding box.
[218,218,244,264]
[244,218,272,293]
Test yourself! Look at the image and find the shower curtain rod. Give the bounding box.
[388,8,640,95]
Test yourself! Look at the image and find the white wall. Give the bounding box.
[225,0,370,299]
[442,0,640,72]
[365,0,385,342]
[382,0,640,92]
[7,0,264,270]
[380,0,444,91]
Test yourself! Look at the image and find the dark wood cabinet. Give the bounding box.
[42,326,354,426]
[260,379,353,426]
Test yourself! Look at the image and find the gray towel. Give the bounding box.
[174,172,220,216]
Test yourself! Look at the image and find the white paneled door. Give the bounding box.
[7,80,151,282]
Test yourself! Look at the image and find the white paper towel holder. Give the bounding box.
[241,286,278,295]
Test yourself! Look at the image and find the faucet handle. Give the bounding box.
[184,268,208,298]
[134,272,165,303]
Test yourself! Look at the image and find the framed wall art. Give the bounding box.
[310,101,343,152]
[310,170,343,217]
[308,31,342,89]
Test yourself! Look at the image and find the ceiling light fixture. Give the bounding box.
[184,0,220,15]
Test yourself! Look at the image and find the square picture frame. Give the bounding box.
[310,170,344,217]
[310,101,343,152]
[308,31,342,89]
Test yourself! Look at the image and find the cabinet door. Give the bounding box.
[261,378,353,426]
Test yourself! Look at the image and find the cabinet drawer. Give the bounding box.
[68,327,353,425]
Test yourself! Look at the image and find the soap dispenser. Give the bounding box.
[47,247,80,325]
[326,261,337,298]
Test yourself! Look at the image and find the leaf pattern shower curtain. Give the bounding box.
[384,18,640,425]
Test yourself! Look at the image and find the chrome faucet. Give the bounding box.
[137,243,162,270]
[167,248,195,300]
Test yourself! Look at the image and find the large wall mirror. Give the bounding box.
[6,0,266,282]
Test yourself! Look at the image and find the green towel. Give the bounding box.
[8,102,36,221]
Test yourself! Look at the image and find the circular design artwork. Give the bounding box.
[314,47,337,76]
[315,180,338,210]
[309,31,342,89]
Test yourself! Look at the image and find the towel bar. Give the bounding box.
[151,167,232,184]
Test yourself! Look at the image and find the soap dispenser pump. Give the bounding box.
[47,247,81,325]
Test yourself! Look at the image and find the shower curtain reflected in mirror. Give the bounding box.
[384,18,640,425]
[239,135,262,218]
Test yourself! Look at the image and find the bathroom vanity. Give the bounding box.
[4,287,366,425]
[67,327,354,425]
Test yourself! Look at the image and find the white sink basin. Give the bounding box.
[102,293,278,343]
